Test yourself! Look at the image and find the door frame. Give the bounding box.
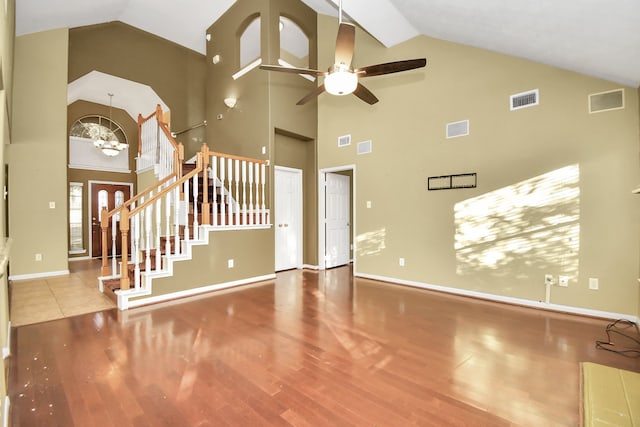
[87,180,134,258]
[318,165,356,272]
[274,166,303,271]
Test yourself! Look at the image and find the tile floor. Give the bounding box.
[9,259,115,327]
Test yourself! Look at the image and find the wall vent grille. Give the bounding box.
[357,140,372,155]
[510,89,539,111]
[338,134,351,147]
[589,89,624,113]
[446,120,469,139]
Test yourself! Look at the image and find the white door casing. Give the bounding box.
[275,167,303,271]
[325,172,350,268]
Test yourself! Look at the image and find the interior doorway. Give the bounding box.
[274,167,303,271]
[89,181,132,258]
[319,166,355,271]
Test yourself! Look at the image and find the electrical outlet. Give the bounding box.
[227,259,234,269]
[544,274,554,286]
[399,258,405,267]
[366,201,372,209]
[589,278,599,290]
[35,253,42,261]
[558,275,569,287]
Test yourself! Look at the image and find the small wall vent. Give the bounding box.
[510,89,539,111]
[338,134,351,147]
[357,140,372,155]
[446,120,469,139]
[589,89,624,113]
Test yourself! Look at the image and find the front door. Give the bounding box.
[90,182,132,258]
[325,172,351,268]
[274,167,302,271]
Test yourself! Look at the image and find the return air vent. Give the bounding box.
[510,89,539,111]
[589,89,624,113]
[357,140,372,155]
[446,120,469,139]
[338,134,351,147]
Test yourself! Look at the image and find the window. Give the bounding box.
[240,16,261,69]
[70,115,127,146]
[69,183,85,254]
[279,16,309,69]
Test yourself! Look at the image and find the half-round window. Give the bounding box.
[70,115,127,146]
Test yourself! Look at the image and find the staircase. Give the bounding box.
[98,106,272,310]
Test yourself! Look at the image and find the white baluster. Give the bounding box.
[165,183,171,259]
[241,161,247,225]
[192,173,199,240]
[235,159,240,226]
[248,162,254,225]
[227,158,233,226]
[145,203,152,275]
[211,156,218,226]
[220,157,226,226]
[254,163,261,224]
[155,198,161,271]
[183,179,190,241]
[111,215,117,274]
[134,199,141,288]
[261,163,266,224]
[173,185,180,255]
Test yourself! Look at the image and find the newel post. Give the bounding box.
[119,207,131,290]
[100,207,109,276]
[201,144,211,225]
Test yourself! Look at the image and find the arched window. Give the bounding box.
[279,16,309,69]
[70,115,127,146]
[239,16,261,69]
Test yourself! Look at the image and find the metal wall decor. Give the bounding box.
[428,173,477,191]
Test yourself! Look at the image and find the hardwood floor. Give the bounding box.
[8,266,640,426]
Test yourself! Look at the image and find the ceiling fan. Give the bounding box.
[259,0,426,105]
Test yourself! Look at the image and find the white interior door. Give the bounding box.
[275,167,303,271]
[325,172,350,268]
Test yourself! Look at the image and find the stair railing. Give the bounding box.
[100,151,204,290]
[137,105,182,179]
[100,144,271,292]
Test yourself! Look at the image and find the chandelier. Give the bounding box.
[93,93,128,156]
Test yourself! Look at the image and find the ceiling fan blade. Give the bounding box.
[355,58,427,78]
[335,22,355,67]
[297,84,326,105]
[353,83,379,105]
[259,64,326,77]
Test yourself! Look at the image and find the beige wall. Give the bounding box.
[10,29,69,277]
[68,22,207,157]
[317,15,640,316]
[136,228,274,299]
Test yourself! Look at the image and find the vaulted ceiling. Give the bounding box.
[16,0,640,88]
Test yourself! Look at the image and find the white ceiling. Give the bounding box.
[16,0,640,88]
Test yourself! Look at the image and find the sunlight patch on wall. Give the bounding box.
[356,228,386,257]
[454,165,580,277]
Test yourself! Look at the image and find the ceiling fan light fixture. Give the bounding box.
[325,69,357,96]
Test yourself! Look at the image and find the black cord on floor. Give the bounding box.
[595,319,640,358]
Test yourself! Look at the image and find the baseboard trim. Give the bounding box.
[124,273,277,310]
[355,272,639,324]
[3,396,9,427]
[302,264,319,270]
[2,321,10,359]
[68,256,92,261]
[9,270,70,281]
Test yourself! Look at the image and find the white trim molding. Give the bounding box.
[356,272,639,324]
[2,321,10,359]
[9,270,70,281]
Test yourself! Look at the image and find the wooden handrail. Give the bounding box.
[130,153,203,217]
[106,173,177,218]
[208,150,269,165]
